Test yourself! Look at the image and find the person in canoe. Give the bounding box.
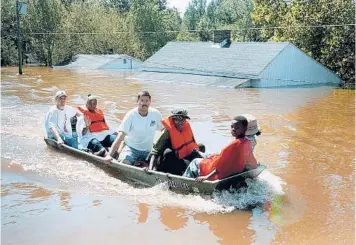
[44,90,81,149]
[147,108,205,175]
[76,94,117,157]
[105,91,163,165]
[242,114,261,152]
[183,115,257,182]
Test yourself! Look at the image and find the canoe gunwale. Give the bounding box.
[44,138,266,194]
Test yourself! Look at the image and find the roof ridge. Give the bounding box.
[167,41,290,45]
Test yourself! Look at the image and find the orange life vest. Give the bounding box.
[78,106,109,133]
[162,117,199,159]
[200,138,256,181]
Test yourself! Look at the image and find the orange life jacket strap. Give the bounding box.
[91,118,106,124]
[174,139,195,152]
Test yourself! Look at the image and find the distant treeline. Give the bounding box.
[1,0,354,86]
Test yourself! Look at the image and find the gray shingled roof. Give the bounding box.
[142,42,289,77]
[57,54,141,69]
[134,71,249,88]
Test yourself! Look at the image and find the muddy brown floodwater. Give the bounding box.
[1,67,354,245]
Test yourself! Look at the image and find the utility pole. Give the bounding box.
[16,0,23,75]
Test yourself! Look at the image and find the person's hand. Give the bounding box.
[84,115,91,127]
[103,155,112,164]
[57,138,64,145]
[195,176,208,182]
[143,167,149,172]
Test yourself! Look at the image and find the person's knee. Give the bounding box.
[65,137,78,149]
[110,134,117,144]
[101,134,116,148]
[118,147,135,164]
[163,148,174,156]
[198,143,205,153]
[122,159,132,165]
[89,138,100,146]
[88,139,103,152]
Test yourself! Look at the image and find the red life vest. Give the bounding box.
[200,138,256,181]
[78,106,109,133]
[162,117,199,159]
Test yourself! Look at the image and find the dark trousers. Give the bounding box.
[157,148,203,176]
[87,134,117,153]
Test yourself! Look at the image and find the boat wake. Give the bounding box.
[1,95,285,214]
[13,146,284,213]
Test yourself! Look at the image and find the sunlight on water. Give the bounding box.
[16,156,284,213]
[1,67,354,245]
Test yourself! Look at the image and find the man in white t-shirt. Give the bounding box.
[44,90,81,148]
[106,91,163,165]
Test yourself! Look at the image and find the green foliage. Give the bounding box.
[1,0,354,87]
[1,0,18,65]
[183,0,207,30]
[176,27,200,41]
[197,15,213,41]
[252,0,355,85]
[23,0,64,66]
[1,0,181,65]
[182,0,256,42]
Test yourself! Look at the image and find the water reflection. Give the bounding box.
[274,90,355,244]
[159,207,188,231]
[137,203,149,223]
[1,181,54,226]
[59,192,72,211]
[194,212,254,245]
[1,67,354,245]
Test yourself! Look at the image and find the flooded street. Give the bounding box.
[1,67,354,245]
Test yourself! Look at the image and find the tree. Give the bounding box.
[127,0,175,59]
[252,0,355,86]
[197,15,212,41]
[206,0,220,26]
[24,0,64,66]
[104,0,131,12]
[1,0,18,65]
[183,0,207,30]
[251,0,287,40]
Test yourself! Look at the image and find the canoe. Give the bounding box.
[44,138,266,194]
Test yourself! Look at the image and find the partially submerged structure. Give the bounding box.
[138,42,341,88]
[59,54,142,70]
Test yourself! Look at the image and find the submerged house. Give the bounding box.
[139,42,341,88]
[61,54,142,70]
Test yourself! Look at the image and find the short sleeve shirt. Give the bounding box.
[118,107,163,151]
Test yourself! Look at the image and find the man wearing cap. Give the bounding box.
[147,108,203,175]
[242,114,261,152]
[105,91,163,165]
[76,94,117,156]
[44,90,81,148]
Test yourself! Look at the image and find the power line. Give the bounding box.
[23,23,355,35]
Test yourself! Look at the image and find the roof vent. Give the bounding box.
[220,38,231,48]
